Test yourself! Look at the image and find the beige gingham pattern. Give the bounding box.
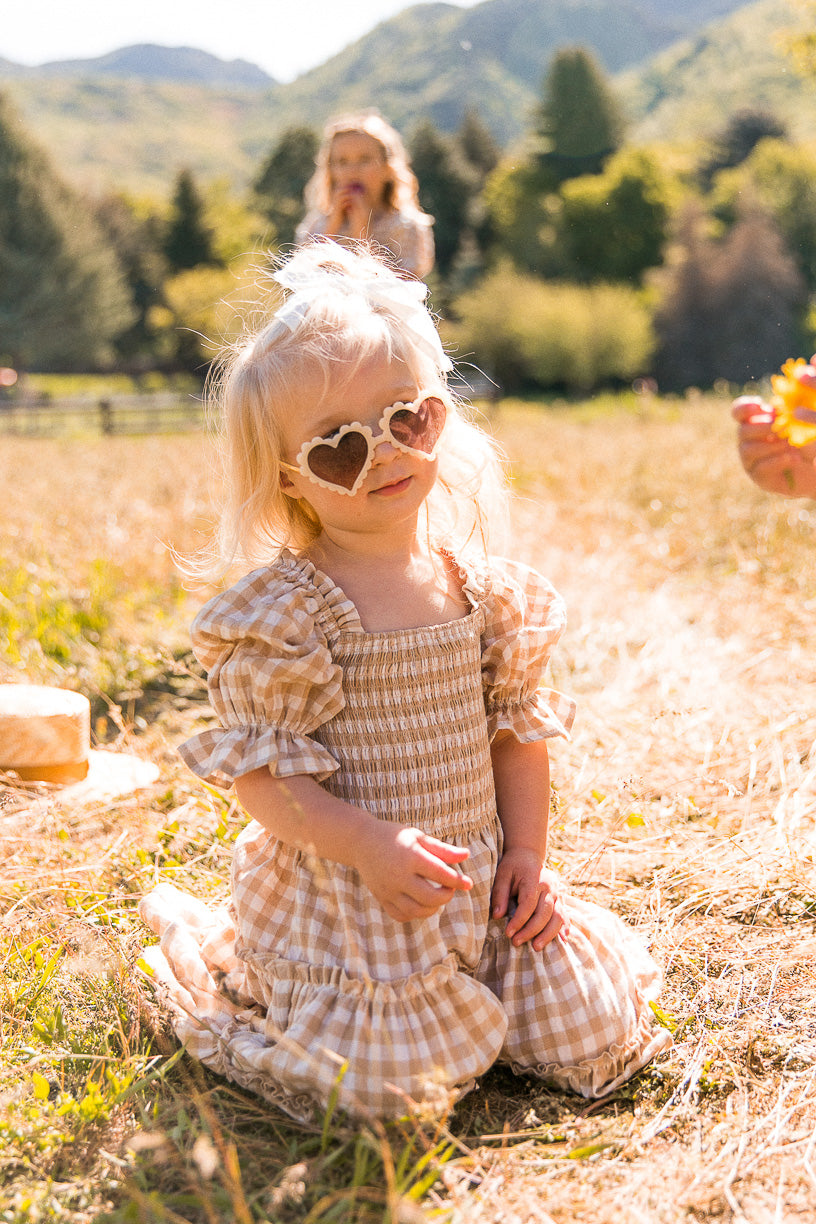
[141,552,669,1121]
[296,208,436,280]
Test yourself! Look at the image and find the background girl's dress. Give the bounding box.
[140,553,670,1121]
[296,209,435,280]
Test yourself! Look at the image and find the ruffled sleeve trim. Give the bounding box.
[480,556,576,742]
[276,551,362,636]
[486,687,576,743]
[179,557,348,788]
[178,725,339,789]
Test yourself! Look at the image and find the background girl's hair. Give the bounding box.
[183,241,509,584]
[303,110,432,220]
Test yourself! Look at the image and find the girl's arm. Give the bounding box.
[490,732,568,950]
[234,767,472,922]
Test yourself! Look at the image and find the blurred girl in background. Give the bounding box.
[296,110,435,279]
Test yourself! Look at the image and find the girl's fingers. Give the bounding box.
[732,396,773,425]
[491,875,510,919]
[423,862,472,890]
[505,886,542,941]
[415,846,472,891]
[418,833,470,865]
[413,880,456,906]
[531,909,568,951]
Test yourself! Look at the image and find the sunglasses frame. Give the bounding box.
[280,391,448,497]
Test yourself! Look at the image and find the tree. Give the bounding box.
[456,110,500,182]
[164,168,215,271]
[783,1,816,76]
[482,158,567,277]
[93,192,167,368]
[253,124,319,248]
[558,148,673,284]
[409,120,478,278]
[535,47,625,185]
[455,109,501,259]
[710,139,816,293]
[710,210,806,384]
[699,108,787,188]
[653,203,805,389]
[0,91,134,371]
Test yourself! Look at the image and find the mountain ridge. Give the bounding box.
[0,0,809,195]
[0,43,274,87]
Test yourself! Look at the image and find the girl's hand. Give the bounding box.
[327,185,370,238]
[354,823,472,923]
[492,847,569,951]
[732,395,816,498]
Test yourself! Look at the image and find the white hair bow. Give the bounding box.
[272,257,453,373]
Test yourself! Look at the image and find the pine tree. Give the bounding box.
[0,91,134,371]
[164,168,214,271]
[253,124,319,248]
[700,108,787,188]
[456,110,500,182]
[93,193,167,367]
[409,120,478,278]
[536,47,625,184]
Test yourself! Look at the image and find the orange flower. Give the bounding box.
[771,358,816,447]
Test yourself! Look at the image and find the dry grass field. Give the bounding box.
[1,391,815,1223]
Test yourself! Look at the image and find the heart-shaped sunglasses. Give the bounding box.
[279,393,447,496]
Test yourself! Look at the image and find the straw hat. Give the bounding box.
[0,684,158,802]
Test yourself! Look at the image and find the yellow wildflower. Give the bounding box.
[771,357,816,447]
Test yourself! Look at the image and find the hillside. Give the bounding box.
[620,0,816,144]
[268,0,684,142]
[0,0,812,195]
[33,44,274,87]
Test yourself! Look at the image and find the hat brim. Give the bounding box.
[1,749,158,811]
[61,750,159,802]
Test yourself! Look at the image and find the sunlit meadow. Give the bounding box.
[1,391,815,1222]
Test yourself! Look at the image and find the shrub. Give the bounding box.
[446,264,654,392]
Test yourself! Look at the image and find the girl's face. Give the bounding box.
[279,355,443,548]
[329,132,392,210]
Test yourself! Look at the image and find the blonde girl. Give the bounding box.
[295,110,435,279]
[140,239,670,1122]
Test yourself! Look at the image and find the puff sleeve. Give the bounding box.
[178,570,344,788]
[481,559,576,744]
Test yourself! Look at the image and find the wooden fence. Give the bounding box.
[0,392,206,438]
[0,375,501,441]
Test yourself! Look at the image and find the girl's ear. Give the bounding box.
[279,469,300,498]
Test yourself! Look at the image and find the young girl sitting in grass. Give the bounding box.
[139,239,671,1122]
[295,111,435,279]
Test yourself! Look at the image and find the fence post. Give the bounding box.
[99,398,113,435]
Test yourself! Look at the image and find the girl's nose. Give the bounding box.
[370,434,399,463]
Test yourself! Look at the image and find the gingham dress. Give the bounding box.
[139,552,670,1121]
[295,209,435,280]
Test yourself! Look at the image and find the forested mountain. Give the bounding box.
[0,0,810,194]
[639,0,747,24]
[620,0,816,143]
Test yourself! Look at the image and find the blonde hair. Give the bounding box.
[191,240,508,582]
[303,110,431,219]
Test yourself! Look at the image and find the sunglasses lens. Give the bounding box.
[306,429,370,490]
[388,397,446,454]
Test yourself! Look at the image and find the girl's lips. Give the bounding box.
[370,475,412,496]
